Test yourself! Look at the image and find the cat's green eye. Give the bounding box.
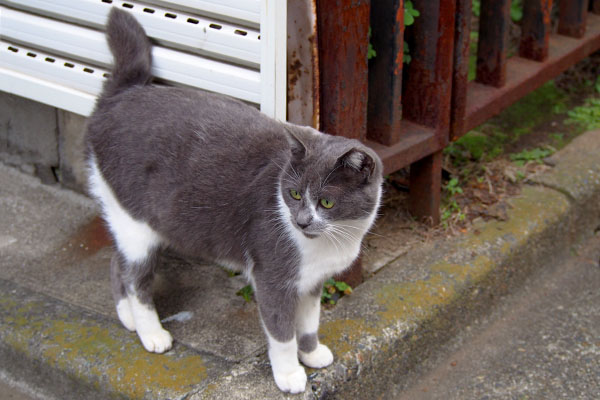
[290,189,302,200]
[320,198,335,209]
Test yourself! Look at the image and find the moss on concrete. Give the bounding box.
[0,290,208,399]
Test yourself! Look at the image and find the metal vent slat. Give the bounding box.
[0,42,108,95]
[141,0,260,26]
[3,0,260,66]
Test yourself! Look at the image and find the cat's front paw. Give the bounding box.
[138,328,173,353]
[299,343,334,368]
[273,365,307,394]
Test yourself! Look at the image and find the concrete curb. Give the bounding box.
[1,130,599,399]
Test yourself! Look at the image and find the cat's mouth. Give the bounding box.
[302,231,319,239]
[292,221,320,239]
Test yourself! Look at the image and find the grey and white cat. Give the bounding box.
[85,8,382,394]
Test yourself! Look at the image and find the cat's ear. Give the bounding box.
[284,125,308,159]
[338,148,376,182]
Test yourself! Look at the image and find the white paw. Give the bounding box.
[299,344,334,368]
[138,328,173,353]
[273,365,307,394]
[116,299,136,332]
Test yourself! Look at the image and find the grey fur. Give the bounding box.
[86,8,382,346]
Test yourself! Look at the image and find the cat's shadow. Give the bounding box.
[151,249,263,361]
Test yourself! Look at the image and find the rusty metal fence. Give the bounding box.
[314,0,600,228]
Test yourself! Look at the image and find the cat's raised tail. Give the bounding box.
[103,7,153,98]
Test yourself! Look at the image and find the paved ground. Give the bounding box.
[0,129,599,399]
[0,372,39,400]
[392,233,600,400]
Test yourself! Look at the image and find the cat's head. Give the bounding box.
[279,124,383,240]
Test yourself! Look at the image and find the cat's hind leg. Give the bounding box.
[89,157,172,353]
[111,249,173,353]
[111,253,135,331]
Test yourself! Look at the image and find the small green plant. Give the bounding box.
[565,98,600,131]
[509,146,555,166]
[236,285,254,303]
[321,278,352,305]
[441,178,466,227]
[444,130,506,165]
[404,1,420,25]
[367,27,376,60]
[445,177,463,196]
[403,1,420,64]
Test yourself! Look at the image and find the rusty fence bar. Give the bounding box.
[367,0,404,146]
[450,0,472,140]
[476,0,510,87]
[520,0,553,61]
[559,0,590,38]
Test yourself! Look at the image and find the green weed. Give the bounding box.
[565,98,600,131]
[322,279,352,305]
[441,178,466,227]
[509,146,555,166]
[367,27,376,60]
[403,1,420,64]
[236,285,254,303]
[445,130,506,164]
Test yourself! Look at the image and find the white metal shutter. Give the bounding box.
[0,0,286,119]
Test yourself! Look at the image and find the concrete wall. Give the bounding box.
[0,92,88,193]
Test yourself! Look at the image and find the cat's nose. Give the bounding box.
[297,220,310,229]
[296,211,312,229]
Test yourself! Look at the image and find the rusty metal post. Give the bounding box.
[520,0,553,61]
[316,0,370,140]
[476,0,510,87]
[402,0,456,224]
[558,0,590,38]
[403,0,456,131]
[409,151,443,225]
[367,0,404,146]
[450,0,472,140]
[592,0,600,14]
[317,0,370,284]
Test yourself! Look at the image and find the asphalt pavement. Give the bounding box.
[392,233,600,400]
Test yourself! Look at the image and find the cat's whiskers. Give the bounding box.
[321,229,342,258]
[335,223,386,239]
[326,225,370,253]
[327,225,360,245]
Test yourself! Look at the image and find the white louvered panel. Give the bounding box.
[0,68,97,116]
[0,42,108,96]
[0,7,261,105]
[3,2,260,66]
[142,0,260,26]
[2,8,110,67]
